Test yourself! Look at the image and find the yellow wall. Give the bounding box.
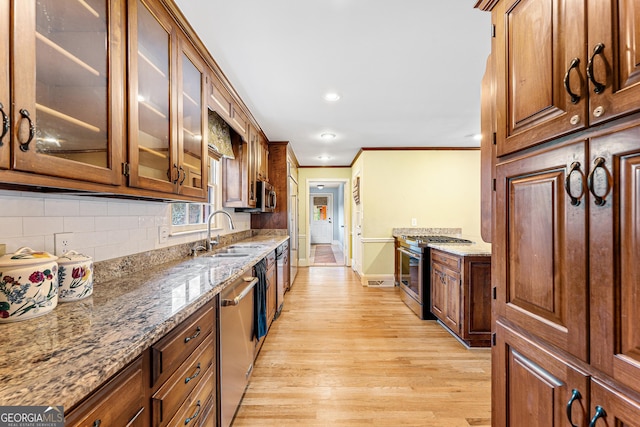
[358,149,482,278]
[297,167,352,264]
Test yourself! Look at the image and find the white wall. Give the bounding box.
[0,190,250,262]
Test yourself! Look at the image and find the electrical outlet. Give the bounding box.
[158,226,169,244]
[54,232,75,255]
[411,218,417,226]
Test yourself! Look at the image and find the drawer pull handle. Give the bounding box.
[184,400,201,425]
[92,420,101,427]
[184,326,201,343]
[564,161,583,206]
[185,363,201,384]
[589,405,606,427]
[563,58,581,104]
[179,165,186,185]
[18,109,35,152]
[587,157,608,206]
[565,389,582,427]
[0,102,8,146]
[586,43,606,94]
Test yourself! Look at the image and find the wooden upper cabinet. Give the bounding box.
[495,0,587,156]
[495,141,588,361]
[128,0,176,194]
[207,73,233,122]
[496,0,640,156]
[176,35,207,199]
[230,103,248,141]
[588,126,640,396]
[127,0,206,200]
[10,0,125,184]
[586,0,640,126]
[0,0,8,170]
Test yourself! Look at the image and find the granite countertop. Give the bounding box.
[391,228,491,257]
[0,235,288,410]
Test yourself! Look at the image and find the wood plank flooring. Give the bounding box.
[232,267,491,427]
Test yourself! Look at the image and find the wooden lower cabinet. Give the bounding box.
[495,320,640,427]
[65,356,147,426]
[430,249,491,347]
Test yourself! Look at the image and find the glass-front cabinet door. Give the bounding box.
[176,37,206,199]
[11,0,125,184]
[128,0,176,194]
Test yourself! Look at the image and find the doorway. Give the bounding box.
[307,180,348,267]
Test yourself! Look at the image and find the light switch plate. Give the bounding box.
[411,218,417,226]
[158,226,169,244]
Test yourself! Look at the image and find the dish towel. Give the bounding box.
[253,258,268,340]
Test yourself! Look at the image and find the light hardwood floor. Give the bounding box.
[232,267,491,427]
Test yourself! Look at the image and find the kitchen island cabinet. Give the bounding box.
[430,248,491,348]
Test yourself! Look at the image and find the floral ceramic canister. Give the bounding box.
[0,247,58,322]
[57,250,93,302]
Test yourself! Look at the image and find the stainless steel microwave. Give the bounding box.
[257,181,276,212]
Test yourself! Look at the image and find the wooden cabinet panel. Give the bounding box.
[495,141,588,360]
[495,0,587,156]
[152,335,214,427]
[151,303,215,387]
[590,379,640,427]
[588,127,640,395]
[208,74,232,121]
[222,133,254,208]
[65,356,146,427]
[164,368,214,427]
[586,0,640,125]
[493,321,590,427]
[10,0,125,184]
[431,249,491,347]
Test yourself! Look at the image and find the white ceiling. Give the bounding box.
[174,0,491,167]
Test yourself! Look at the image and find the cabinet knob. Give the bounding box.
[570,115,581,125]
[593,106,605,117]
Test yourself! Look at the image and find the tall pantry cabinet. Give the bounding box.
[476,0,640,425]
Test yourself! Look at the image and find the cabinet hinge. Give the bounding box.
[492,178,496,191]
[122,162,130,177]
[492,132,497,145]
[492,287,497,299]
[491,24,496,38]
[492,333,496,346]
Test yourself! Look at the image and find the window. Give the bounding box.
[170,157,220,233]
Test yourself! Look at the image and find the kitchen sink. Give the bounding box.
[210,253,250,258]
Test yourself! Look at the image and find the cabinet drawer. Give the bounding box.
[65,356,145,427]
[151,302,215,386]
[165,368,215,427]
[152,335,215,426]
[431,250,461,271]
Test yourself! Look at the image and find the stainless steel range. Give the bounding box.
[396,235,472,319]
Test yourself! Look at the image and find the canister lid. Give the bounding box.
[58,250,92,264]
[0,247,58,268]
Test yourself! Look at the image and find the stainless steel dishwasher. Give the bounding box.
[220,275,258,427]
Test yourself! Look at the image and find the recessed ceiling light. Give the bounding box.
[317,184,324,190]
[473,133,482,141]
[317,155,331,161]
[320,133,336,140]
[324,92,341,102]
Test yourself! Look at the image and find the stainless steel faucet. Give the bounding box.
[207,210,235,250]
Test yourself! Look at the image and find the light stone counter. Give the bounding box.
[0,234,288,410]
[427,236,492,257]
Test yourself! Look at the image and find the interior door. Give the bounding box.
[310,193,333,244]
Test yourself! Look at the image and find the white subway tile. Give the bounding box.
[23,217,64,237]
[0,196,45,217]
[3,236,46,253]
[64,217,95,233]
[79,200,109,217]
[107,201,130,216]
[45,199,80,217]
[0,217,24,238]
[138,216,155,228]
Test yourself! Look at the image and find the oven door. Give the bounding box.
[398,247,422,305]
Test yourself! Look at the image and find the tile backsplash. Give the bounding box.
[0,190,250,262]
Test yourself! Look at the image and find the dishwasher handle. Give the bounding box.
[221,277,258,306]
